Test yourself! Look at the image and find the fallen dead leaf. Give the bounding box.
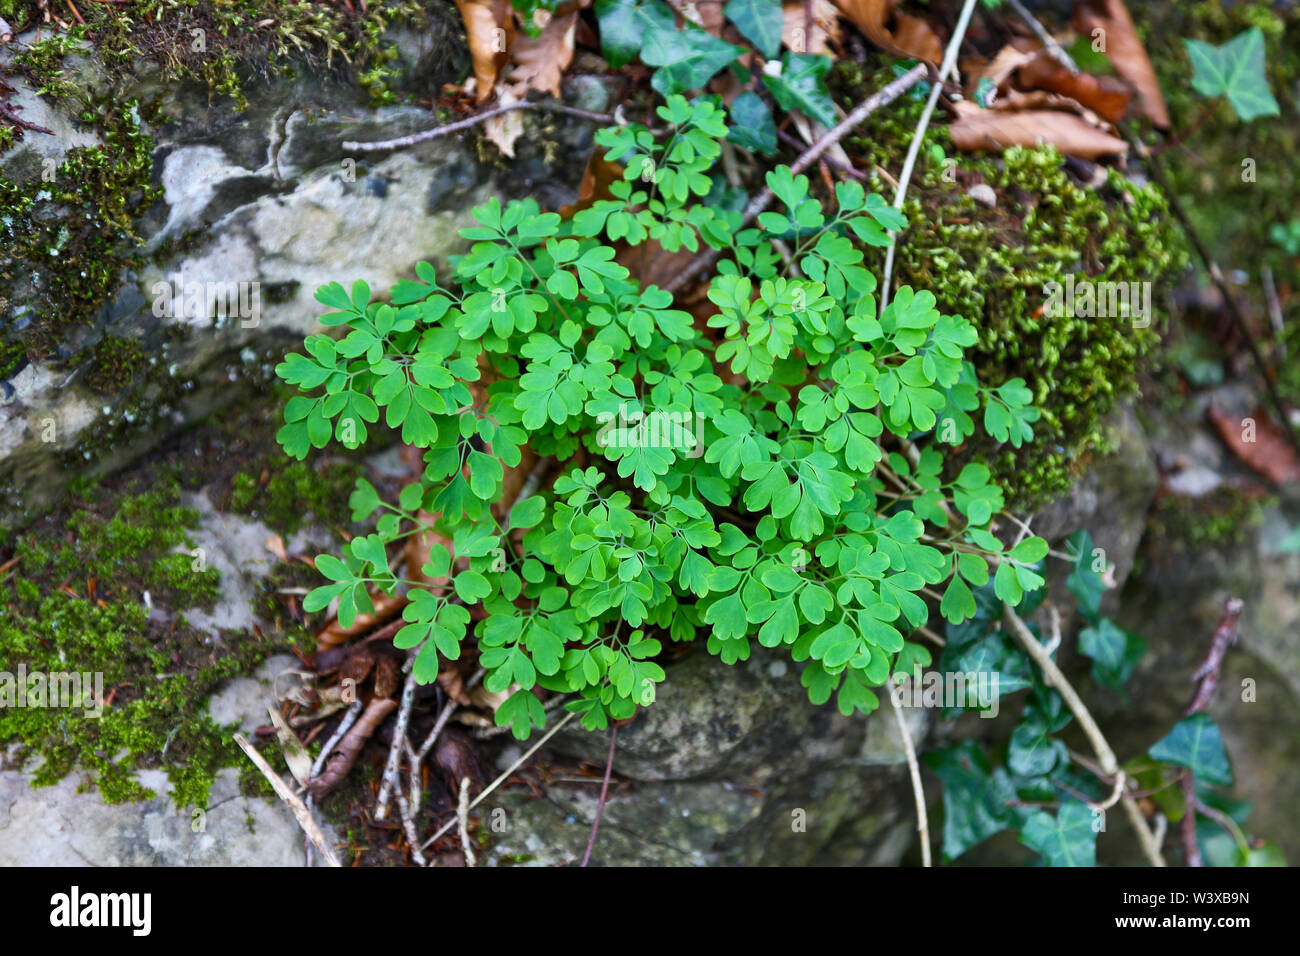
[264,533,288,562]
[1075,0,1169,128]
[483,87,525,156]
[783,0,840,55]
[833,0,943,64]
[508,8,579,99]
[455,0,514,103]
[948,99,1127,161]
[1207,405,1300,485]
[266,705,315,788]
[1017,52,1132,125]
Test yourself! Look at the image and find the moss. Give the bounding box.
[10,0,444,111]
[0,476,278,807]
[0,96,160,366]
[830,64,1187,504]
[1146,486,1273,551]
[83,334,148,393]
[227,456,363,535]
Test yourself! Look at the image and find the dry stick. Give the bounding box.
[1262,265,1285,361]
[234,733,341,868]
[458,776,477,866]
[888,692,932,867]
[880,0,980,309]
[305,698,362,866]
[417,667,487,766]
[1178,597,1245,866]
[422,710,577,854]
[344,101,615,153]
[580,724,619,867]
[1128,133,1300,455]
[396,785,429,867]
[375,660,420,820]
[664,63,929,295]
[1003,606,1168,867]
[1006,0,1079,73]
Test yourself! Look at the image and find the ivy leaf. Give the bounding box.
[1007,720,1067,777]
[1078,618,1145,689]
[762,53,837,128]
[727,90,777,155]
[926,742,1019,862]
[642,23,743,95]
[1019,804,1098,867]
[1149,713,1233,786]
[595,0,674,68]
[725,0,783,58]
[1185,28,1280,122]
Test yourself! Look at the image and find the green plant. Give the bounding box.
[274,94,1047,739]
[927,531,1280,867]
[1184,26,1280,122]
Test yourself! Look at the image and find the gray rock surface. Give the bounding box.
[0,655,329,866]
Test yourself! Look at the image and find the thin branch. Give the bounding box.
[880,0,980,308]
[888,692,931,867]
[422,710,577,855]
[665,63,929,294]
[1006,0,1079,73]
[234,733,341,868]
[1127,132,1300,456]
[581,724,619,867]
[457,776,477,867]
[1003,605,1167,867]
[1180,773,1203,866]
[343,101,615,153]
[375,659,420,820]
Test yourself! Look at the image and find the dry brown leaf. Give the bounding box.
[455,0,514,103]
[833,0,942,63]
[438,668,474,706]
[1016,52,1132,125]
[483,87,525,157]
[509,9,579,99]
[969,44,1036,90]
[1207,405,1300,485]
[670,0,725,35]
[782,0,840,55]
[264,533,288,562]
[316,591,408,649]
[1075,0,1168,128]
[948,100,1127,161]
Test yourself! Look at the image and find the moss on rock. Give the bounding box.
[831,66,1187,503]
[0,473,277,807]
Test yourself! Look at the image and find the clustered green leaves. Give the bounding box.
[927,530,1277,867]
[276,94,1046,741]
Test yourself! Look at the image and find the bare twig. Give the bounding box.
[665,63,929,294]
[1006,0,1079,73]
[375,660,420,820]
[458,776,477,866]
[1128,132,1300,456]
[1262,266,1285,361]
[881,0,980,308]
[1003,605,1167,867]
[1180,773,1203,867]
[422,710,577,855]
[234,733,341,868]
[344,101,614,153]
[1185,597,1244,716]
[580,724,619,867]
[888,692,931,867]
[396,786,428,866]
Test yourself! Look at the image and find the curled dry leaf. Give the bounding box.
[1075,0,1169,128]
[948,100,1127,161]
[309,696,398,799]
[832,0,942,64]
[455,0,514,103]
[508,8,580,99]
[1206,405,1300,486]
[1016,52,1132,126]
[783,0,840,56]
[484,88,525,157]
[266,705,314,788]
[264,534,288,562]
[316,591,408,649]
